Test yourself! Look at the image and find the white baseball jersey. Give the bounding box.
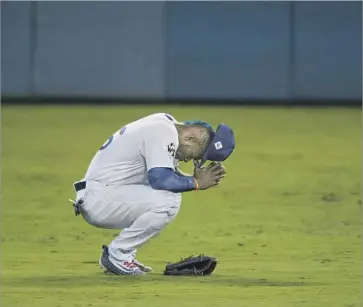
[83,113,179,186]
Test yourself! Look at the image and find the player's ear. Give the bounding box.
[186,135,195,142]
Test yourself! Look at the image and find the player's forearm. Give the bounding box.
[148,167,197,193]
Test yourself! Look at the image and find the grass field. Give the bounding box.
[1,105,362,307]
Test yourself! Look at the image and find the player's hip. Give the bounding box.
[72,180,182,227]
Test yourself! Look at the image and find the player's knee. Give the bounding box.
[151,191,181,222]
[81,212,104,228]
[81,208,114,229]
[166,203,180,222]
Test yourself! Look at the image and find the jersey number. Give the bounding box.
[99,126,127,151]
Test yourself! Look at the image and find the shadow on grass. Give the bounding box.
[3,273,312,289]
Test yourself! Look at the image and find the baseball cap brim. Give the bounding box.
[199,124,235,167]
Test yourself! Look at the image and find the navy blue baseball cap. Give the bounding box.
[199,123,235,166]
[183,120,235,167]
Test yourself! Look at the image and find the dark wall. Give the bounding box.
[166,2,291,100]
[33,2,165,99]
[1,1,361,102]
[293,2,361,100]
[1,1,32,95]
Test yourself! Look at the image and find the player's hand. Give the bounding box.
[205,161,227,184]
[193,160,226,190]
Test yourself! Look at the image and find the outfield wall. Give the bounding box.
[1,1,361,104]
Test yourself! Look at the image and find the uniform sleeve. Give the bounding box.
[143,123,178,171]
[148,167,196,192]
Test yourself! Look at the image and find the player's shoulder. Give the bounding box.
[142,113,178,131]
[145,113,178,124]
[140,113,178,141]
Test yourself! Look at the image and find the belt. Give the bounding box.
[74,181,86,192]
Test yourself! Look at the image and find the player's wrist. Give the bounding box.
[193,177,199,190]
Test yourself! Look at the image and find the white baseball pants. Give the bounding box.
[74,180,181,261]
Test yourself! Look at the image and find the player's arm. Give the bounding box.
[144,123,198,193]
[148,167,198,193]
[148,162,225,192]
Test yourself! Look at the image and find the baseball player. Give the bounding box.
[70,113,235,275]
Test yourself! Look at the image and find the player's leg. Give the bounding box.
[107,189,180,260]
[78,181,181,274]
[102,185,181,274]
[79,181,180,229]
[105,185,181,271]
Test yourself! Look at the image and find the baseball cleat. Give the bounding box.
[99,245,145,276]
[133,259,153,273]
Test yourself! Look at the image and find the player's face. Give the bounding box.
[176,137,206,162]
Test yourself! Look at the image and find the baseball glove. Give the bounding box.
[163,255,217,276]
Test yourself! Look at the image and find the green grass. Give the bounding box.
[1,105,361,307]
